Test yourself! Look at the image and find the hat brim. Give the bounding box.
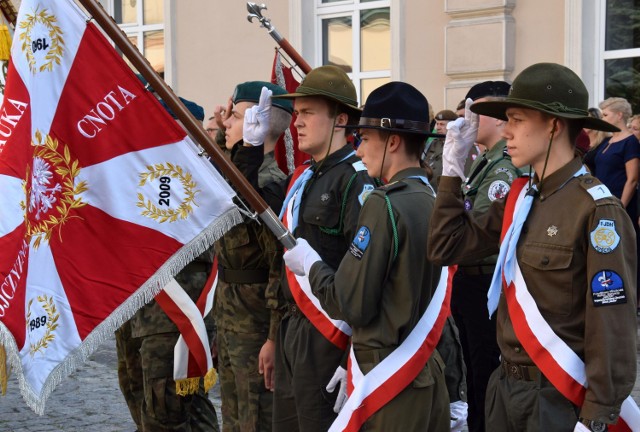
[337,124,444,138]
[470,100,620,133]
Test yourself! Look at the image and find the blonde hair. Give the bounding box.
[599,97,632,123]
[629,114,640,128]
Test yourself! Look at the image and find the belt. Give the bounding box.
[183,261,212,273]
[501,359,541,381]
[457,264,495,276]
[217,266,269,284]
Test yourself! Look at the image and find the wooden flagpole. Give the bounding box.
[76,0,296,249]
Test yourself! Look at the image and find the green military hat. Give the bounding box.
[470,63,619,132]
[232,81,293,114]
[272,65,360,116]
[435,109,457,121]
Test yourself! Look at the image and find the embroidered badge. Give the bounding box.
[137,163,199,223]
[349,226,371,259]
[590,219,620,254]
[547,225,558,237]
[358,184,375,205]
[19,8,65,74]
[591,270,627,307]
[494,167,514,182]
[487,180,510,201]
[20,132,88,249]
[464,198,473,212]
[320,193,330,203]
[26,295,60,357]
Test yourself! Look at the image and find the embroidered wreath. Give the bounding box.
[20,131,88,249]
[137,162,200,223]
[26,295,60,357]
[18,7,65,74]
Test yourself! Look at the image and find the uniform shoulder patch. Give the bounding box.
[591,270,627,306]
[358,184,375,205]
[578,177,613,202]
[487,180,510,201]
[590,219,620,254]
[349,226,371,259]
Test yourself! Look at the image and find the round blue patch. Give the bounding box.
[590,270,627,307]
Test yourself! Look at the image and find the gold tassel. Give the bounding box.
[175,368,218,396]
[0,25,11,62]
[203,367,218,393]
[0,344,8,396]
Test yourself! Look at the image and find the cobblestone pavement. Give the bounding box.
[1,324,640,431]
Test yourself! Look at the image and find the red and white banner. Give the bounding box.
[330,266,456,432]
[0,0,240,413]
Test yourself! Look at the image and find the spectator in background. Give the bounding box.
[630,114,640,142]
[424,109,458,190]
[583,107,610,171]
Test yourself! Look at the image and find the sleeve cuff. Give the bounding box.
[579,399,621,425]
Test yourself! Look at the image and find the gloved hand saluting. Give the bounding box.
[243,86,272,146]
[442,97,479,179]
[326,366,348,413]
[283,238,321,276]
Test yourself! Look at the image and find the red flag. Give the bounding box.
[271,50,308,174]
[0,0,240,413]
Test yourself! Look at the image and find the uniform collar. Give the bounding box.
[388,167,428,184]
[484,139,508,160]
[534,156,583,200]
[310,143,354,172]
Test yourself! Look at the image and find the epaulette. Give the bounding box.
[352,160,367,172]
[377,181,407,194]
[578,176,616,204]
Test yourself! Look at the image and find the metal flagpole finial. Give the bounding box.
[247,2,282,41]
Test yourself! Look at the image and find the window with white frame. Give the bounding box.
[316,0,391,104]
[111,0,165,76]
[599,0,640,113]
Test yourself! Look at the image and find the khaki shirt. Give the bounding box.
[311,167,441,352]
[428,157,637,422]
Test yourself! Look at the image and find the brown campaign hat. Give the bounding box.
[272,65,360,115]
[471,63,619,132]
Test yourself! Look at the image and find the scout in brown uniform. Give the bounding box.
[284,82,450,431]
[428,63,637,431]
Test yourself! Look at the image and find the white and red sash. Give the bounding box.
[329,266,456,432]
[154,257,219,395]
[282,166,352,350]
[499,179,640,431]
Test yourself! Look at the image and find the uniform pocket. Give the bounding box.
[302,202,340,229]
[520,243,574,315]
[225,224,250,249]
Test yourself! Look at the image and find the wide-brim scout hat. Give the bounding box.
[232,81,293,114]
[272,65,360,116]
[470,63,619,132]
[350,81,442,137]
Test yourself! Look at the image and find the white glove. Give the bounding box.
[283,238,322,276]
[326,366,348,414]
[449,400,468,432]
[243,86,272,146]
[573,421,591,432]
[442,98,479,179]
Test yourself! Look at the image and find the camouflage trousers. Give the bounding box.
[116,323,220,432]
[217,328,272,432]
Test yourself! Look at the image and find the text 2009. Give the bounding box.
[158,176,171,206]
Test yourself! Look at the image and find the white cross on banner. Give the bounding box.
[0,0,241,414]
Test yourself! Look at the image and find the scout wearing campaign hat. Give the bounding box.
[354,81,442,138]
[470,63,619,133]
[272,65,360,116]
[232,81,293,113]
[435,109,457,121]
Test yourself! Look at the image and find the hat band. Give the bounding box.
[507,98,588,117]
[359,117,429,132]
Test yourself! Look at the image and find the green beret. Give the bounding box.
[232,81,293,114]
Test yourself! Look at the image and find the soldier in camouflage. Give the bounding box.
[214,81,292,432]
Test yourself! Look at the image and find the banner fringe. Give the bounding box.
[0,343,8,396]
[0,207,241,415]
[0,24,11,61]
